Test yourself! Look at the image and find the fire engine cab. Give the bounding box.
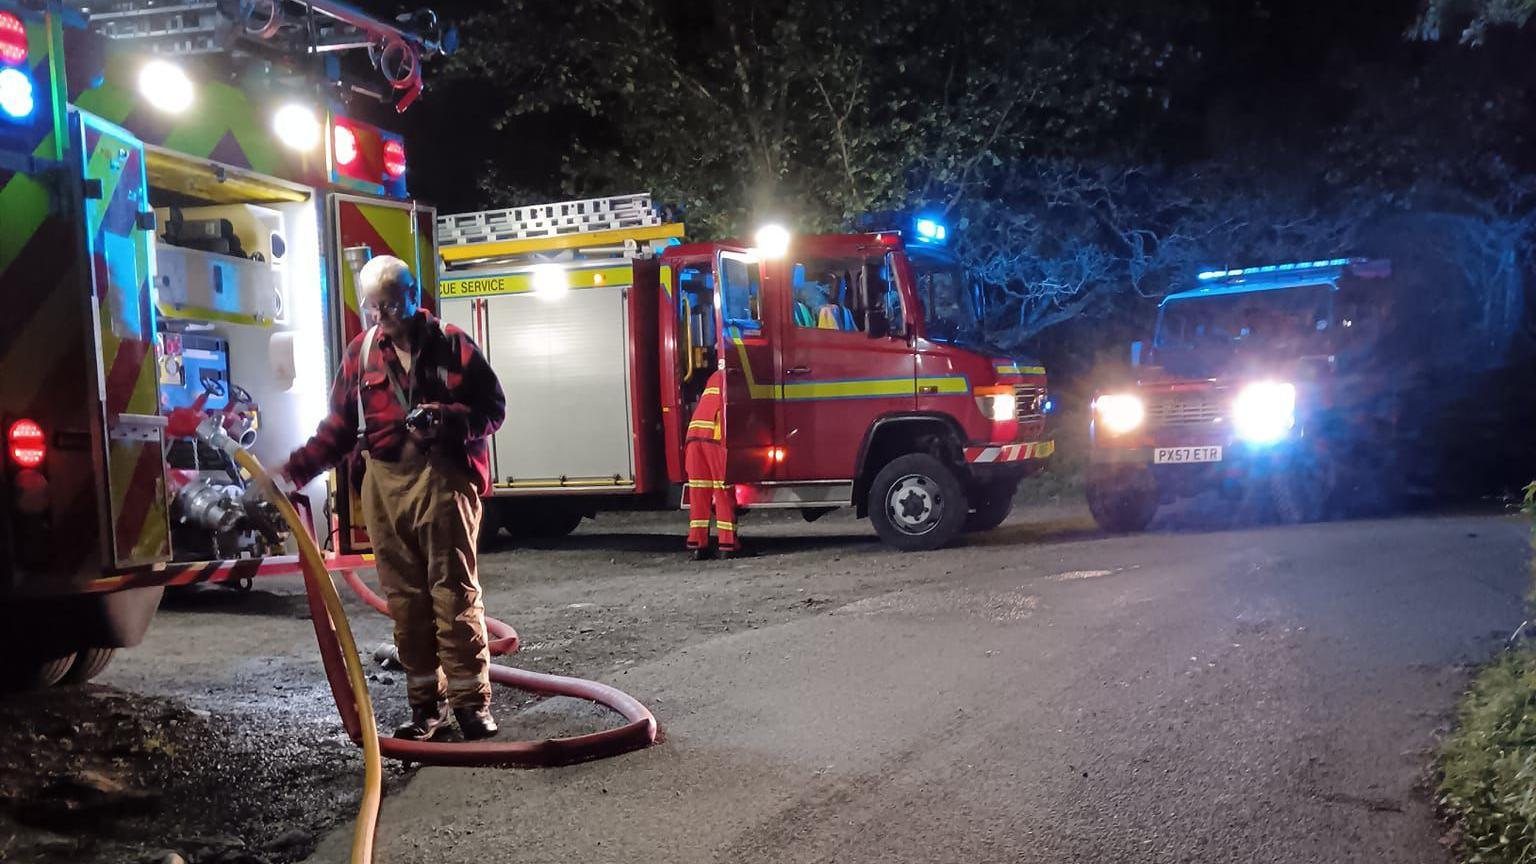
[0,0,446,689]
[436,197,1056,551]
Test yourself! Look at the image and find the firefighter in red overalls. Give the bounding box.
[685,368,739,559]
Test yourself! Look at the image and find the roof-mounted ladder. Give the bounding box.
[437,193,685,269]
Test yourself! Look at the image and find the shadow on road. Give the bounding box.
[160,585,308,617]
[486,529,883,558]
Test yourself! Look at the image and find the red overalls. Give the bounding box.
[684,370,737,552]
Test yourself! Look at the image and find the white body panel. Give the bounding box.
[443,286,637,491]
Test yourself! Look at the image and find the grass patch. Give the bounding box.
[1437,484,1536,863]
[1439,647,1536,863]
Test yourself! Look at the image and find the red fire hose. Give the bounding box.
[326,568,657,767]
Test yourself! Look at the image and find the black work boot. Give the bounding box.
[454,706,499,741]
[689,546,713,561]
[394,702,449,741]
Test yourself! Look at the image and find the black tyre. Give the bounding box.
[60,648,116,686]
[0,651,77,693]
[965,480,1018,532]
[868,453,970,551]
[498,501,584,540]
[1086,468,1158,533]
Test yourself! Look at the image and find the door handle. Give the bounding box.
[918,384,939,395]
[785,366,812,376]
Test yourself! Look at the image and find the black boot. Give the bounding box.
[455,706,499,741]
[690,546,713,561]
[394,701,449,741]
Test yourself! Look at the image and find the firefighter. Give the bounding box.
[279,255,507,741]
[685,368,739,559]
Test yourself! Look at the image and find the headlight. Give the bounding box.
[974,386,1017,422]
[1232,381,1296,445]
[1094,393,1145,434]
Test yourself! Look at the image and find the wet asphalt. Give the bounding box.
[253,506,1526,864]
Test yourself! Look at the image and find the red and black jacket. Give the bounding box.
[283,311,506,495]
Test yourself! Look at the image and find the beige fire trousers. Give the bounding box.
[360,450,491,710]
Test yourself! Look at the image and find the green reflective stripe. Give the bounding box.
[0,173,50,275]
[73,79,136,126]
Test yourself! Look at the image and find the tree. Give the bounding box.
[1415,0,1535,43]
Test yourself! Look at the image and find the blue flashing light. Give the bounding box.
[914,217,948,244]
[1198,257,1352,282]
[1042,397,1056,414]
[0,67,33,121]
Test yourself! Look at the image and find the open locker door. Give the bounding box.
[74,112,172,569]
[329,195,436,553]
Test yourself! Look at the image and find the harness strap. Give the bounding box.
[356,325,412,439]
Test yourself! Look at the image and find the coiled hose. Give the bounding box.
[196,423,656,864]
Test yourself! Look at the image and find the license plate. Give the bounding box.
[1154,446,1223,464]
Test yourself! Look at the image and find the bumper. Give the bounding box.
[965,439,1056,464]
[1090,432,1303,499]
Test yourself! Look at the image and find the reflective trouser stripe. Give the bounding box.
[685,439,737,550]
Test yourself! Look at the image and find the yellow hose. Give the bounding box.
[234,449,383,864]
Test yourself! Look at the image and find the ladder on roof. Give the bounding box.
[437,193,686,268]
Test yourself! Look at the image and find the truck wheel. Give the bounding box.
[60,648,116,686]
[869,453,969,551]
[0,651,77,693]
[500,502,584,539]
[1086,468,1158,533]
[965,480,1019,532]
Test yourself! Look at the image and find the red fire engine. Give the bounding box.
[436,198,1057,551]
[0,0,446,689]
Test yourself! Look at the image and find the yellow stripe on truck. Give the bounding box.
[440,265,636,299]
[439,223,686,263]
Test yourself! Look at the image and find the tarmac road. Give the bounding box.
[281,506,1528,864]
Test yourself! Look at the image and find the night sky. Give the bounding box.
[354,0,1531,216]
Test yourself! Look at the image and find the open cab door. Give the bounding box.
[715,249,777,486]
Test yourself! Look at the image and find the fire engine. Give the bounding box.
[0,0,448,689]
[1086,233,1536,532]
[435,197,1057,551]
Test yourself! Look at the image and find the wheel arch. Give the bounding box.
[853,413,969,516]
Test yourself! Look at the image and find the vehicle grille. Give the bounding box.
[1145,390,1226,427]
[1013,384,1047,423]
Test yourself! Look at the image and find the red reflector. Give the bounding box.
[0,13,25,67]
[383,139,406,179]
[333,123,358,168]
[8,418,45,468]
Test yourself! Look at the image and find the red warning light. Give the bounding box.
[0,13,27,67]
[383,139,406,179]
[333,123,359,168]
[8,418,45,469]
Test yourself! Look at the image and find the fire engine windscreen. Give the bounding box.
[909,251,981,344]
[1154,284,1333,368]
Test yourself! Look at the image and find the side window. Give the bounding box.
[720,255,761,330]
[789,255,871,332]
